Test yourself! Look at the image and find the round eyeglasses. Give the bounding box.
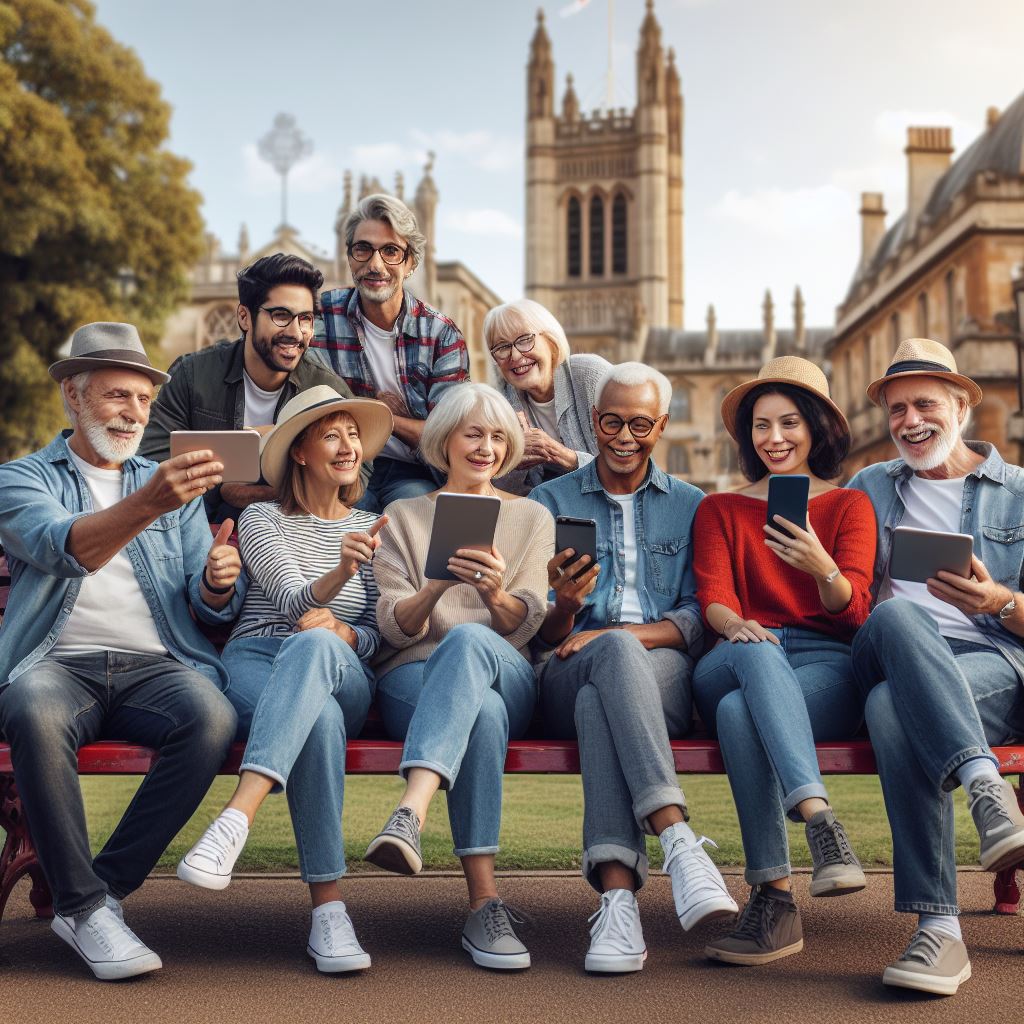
[260,306,319,330]
[347,241,409,266]
[489,333,537,362]
[596,412,665,439]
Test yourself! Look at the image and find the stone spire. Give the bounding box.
[413,152,438,305]
[394,171,405,201]
[703,303,720,365]
[335,170,353,275]
[636,0,665,107]
[762,289,777,360]
[793,286,806,351]
[237,223,250,263]
[562,73,579,122]
[527,8,554,121]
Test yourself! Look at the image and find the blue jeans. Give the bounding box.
[0,651,236,917]
[693,628,863,884]
[540,631,693,891]
[852,598,1024,914]
[221,631,374,882]
[357,456,436,513]
[375,623,536,856]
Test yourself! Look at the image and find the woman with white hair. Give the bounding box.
[484,298,610,494]
[366,382,554,970]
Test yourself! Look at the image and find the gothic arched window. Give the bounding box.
[567,197,581,278]
[202,304,237,349]
[612,194,627,274]
[589,195,605,277]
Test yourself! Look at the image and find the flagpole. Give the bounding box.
[606,0,614,110]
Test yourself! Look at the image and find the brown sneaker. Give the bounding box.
[704,885,803,965]
[882,929,971,996]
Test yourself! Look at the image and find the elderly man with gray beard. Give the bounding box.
[0,323,244,981]
[848,337,1024,997]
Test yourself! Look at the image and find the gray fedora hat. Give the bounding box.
[48,322,171,385]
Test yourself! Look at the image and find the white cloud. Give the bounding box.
[441,208,523,239]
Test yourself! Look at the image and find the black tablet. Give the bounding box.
[424,493,502,581]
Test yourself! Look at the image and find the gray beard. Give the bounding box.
[79,407,142,465]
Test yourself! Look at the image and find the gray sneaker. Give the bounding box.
[882,928,971,996]
[364,806,423,875]
[967,776,1024,872]
[806,808,866,896]
[461,899,531,970]
[704,885,803,965]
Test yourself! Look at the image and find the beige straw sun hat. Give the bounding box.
[865,337,982,407]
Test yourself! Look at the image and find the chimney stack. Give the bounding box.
[905,126,953,236]
[859,192,887,272]
[987,106,1000,129]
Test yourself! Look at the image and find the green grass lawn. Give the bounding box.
[53,773,983,875]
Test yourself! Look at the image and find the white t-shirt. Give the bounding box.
[243,371,283,429]
[360,314,415,463]
[609,493,645,624]
[888,473,991,647]
[524,395,560,441]
[55,450,168,657]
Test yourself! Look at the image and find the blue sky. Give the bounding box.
[94,0,1024,330]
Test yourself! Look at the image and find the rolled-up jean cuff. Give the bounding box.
[939,748,998,792]
[398,757,454,789]
[453,844,499,857]
[239,761,288,794]
[894,901,960,916]
[303,867,348,884]
[634,785,688,835]
[582,843,649,894]
[745,862,791,885]
[783,782,829,822]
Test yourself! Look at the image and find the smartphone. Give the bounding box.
[555,516,598,580]
[766,474,810,539]
[889,526,973,584]
[424,493,502,581]
[170,430,261,483]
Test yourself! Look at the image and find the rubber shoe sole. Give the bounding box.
[705,937,804,966]
[364,834,422,875]
[306,944,372,973]
[176,858,232,891]
[585,948,647,973]
[678,894,739,932]
[882,960,972,996]
[809,868,867,898]
[51,915,162,981]
[979,830,1024,873]
[461,935,531,970]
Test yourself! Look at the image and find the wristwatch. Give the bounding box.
[998,594,1017,621]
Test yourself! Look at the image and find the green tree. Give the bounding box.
[0,0,203,460]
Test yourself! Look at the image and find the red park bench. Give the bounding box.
[2,543,1023,925]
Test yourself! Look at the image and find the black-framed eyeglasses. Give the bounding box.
[260,306,320,330]
[489,333,537,362]
[596,412,665,438]
[347,241,409,265]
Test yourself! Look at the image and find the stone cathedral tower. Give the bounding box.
[525,3,684,360]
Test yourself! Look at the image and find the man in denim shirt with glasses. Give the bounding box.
[531,362,737,975]
[848,337,1024,996]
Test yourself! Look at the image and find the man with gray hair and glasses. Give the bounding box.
[310,193,470,512]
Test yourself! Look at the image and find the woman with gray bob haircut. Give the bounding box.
[343,193,426,270]
[485,298,610,495]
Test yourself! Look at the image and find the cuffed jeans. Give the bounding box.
[357,456,436,514]
[693,628,862,885]
[222,630,374,883]
[852,598,1024,914]
[0,651,236,917]
[540,631,693,892]
[375,623,536,857]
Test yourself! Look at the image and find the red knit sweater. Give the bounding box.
[693,488,877,643]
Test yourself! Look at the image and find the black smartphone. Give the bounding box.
[555,516,598,581]
[766,474,810,539]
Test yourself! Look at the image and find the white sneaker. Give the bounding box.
[176,809,249,890]
[660,823,738,931]
[307,901,372,973]
[51,905,162,981]
[584,888,647,973]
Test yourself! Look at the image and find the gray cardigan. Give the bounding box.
[495,352,611,495]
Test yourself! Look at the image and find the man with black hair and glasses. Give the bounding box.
[141,252,365,521]
[309,193,470,512]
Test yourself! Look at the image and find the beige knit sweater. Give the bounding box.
[372,492,555,677]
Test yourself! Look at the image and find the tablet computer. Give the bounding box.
[889,526,973,584]
[424,493,502,581]
[170,430,261,483]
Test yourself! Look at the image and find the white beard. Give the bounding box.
[78,403,143,464]
[895,419,958,472]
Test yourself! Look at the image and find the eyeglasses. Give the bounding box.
[596,412,665,439]
[347,241,409,265]
[489,333,537,362]
[260,306,319,330]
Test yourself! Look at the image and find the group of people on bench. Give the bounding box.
[0,194,1021,998]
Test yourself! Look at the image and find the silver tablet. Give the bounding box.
[424,493,502,581]
[170,430,262,483]
[889,526,973,584]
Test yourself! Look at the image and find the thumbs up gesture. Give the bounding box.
[339,515,388,583]
[204,519,241,594]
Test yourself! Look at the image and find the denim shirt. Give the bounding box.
[0,432,244,690]
[848,441,1024,683]
[530,459,705,656]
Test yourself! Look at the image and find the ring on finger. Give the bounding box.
[474,570,483,581]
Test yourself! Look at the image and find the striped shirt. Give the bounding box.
[229,501,381,660]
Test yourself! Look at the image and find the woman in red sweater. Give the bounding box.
[693,356,877,967]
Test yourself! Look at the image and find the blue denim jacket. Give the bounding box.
[0,432,244,689]
[848,441,1024,683]
[530,458,705,655]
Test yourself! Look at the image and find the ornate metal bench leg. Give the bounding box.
[0,772,54,923]
[992,774,1024,915]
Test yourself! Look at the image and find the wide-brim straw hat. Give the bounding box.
[866,337,983,407]
[720,356,849,441]
[48,321,170,385]
[260,386,394,490]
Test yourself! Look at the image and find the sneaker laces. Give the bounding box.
[190,816,245,869]
[478,899,529,943]
[588,893,637,950]
[664,835,728,900]
[317,907,358,953]
[82,907,145,958]
[968,778,1014,834]
[729,888,777,944]
[807,816,856,867]
[899,928,943,966]
[386,806,421,845]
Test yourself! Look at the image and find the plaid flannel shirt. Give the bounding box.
[309,287,470,420]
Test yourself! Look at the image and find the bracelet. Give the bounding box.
[202,570,234,595]
[822,567,841,585]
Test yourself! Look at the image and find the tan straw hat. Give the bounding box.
[259,386,394,490]
[866,337,983,407]
[720,356,849,441]
[48,322,170,385]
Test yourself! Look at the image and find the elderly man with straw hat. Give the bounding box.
[848,337,1024,996]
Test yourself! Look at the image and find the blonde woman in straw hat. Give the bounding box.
[176,386,393,974]
[847,338,1024,996]
[690,356,878,966]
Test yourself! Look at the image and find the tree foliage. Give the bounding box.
[0,0,203,459]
